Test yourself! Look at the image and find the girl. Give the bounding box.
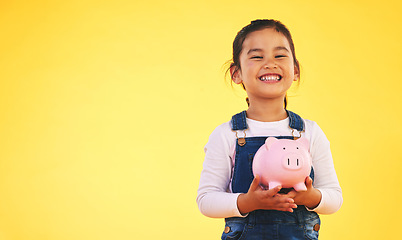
[196,19,342,240]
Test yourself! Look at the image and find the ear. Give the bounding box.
[293,65,300,82]
[265,137,279,150]
[296,137,310,151]
[230,64,242,85]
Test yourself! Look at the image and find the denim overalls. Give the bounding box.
[222,110,320,240]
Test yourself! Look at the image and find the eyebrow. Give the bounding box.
[247,46,290,55]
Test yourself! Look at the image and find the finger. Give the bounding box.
[270,202,298,212]
[284,204,298,212]
[272,192,296,204]
[282,189,297,199]
[266,185,283,197]
[285,205,298,212]
[278,195,296,204]
[280,202,298,209]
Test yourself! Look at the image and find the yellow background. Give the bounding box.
[1,0,401,239]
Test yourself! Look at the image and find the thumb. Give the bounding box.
[305,176,313,189]
[248,175,261,192]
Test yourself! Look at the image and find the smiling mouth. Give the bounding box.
[259,74,282,82]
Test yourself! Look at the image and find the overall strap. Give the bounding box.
[231,111,248,131]
[286,110,305,132]
[231,110,304,131]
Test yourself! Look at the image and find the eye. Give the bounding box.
[296,147,299,149]
[250,56,263,59]
[283,147,286,150]
[275,55,287,58]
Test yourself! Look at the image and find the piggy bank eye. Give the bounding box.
[283,147,286,150]
[296,147,299,149]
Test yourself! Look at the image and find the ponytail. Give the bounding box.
[245,96,287,109]
[284,96,287,109]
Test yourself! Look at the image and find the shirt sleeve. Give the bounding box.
[196,124,245,218]
[307,121,343,214]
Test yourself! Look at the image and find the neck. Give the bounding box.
[246,97,287,122]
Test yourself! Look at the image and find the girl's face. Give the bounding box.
[232,28,299,103]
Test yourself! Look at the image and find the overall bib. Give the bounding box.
[221,110,320,240]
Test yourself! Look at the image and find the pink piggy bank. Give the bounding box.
[252,137,311,191]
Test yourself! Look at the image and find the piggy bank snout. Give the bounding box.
[281,153,304,170]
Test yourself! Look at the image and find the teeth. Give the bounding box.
[260,75,281,81]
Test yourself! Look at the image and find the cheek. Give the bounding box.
[242,61,257,75]
[246,60,255,67]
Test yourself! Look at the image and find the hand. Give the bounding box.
[237,175,298,215]
[290,177,322,209]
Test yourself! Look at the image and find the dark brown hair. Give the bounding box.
[227,19,300,108]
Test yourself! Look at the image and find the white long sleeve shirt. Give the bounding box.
[197,116,342,218]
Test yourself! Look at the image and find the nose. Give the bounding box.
[264,58,277,69]
[282,153,303,170]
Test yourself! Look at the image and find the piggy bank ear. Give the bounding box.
[265,137,279,150]
[296,137,310,151]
